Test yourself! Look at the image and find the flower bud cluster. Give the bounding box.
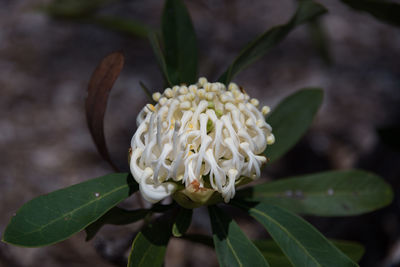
[130,78,275,204]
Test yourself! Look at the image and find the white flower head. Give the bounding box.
[130,78,275,206]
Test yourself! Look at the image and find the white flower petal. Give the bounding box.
[140,179,178,203]
[130,79,275,204]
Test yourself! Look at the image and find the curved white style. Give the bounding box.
[130,78,275,204]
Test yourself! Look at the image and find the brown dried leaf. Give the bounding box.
[86,51,124,170]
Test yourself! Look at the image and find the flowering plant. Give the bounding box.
[131,79,275,206]
[2,0,394,266]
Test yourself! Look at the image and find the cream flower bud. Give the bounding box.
[130,79,275,206]
[262,105,271,116]
[198,77,208,86]
[152,92,161,102]
[159,97,167,106]
[179,86,188,95]
[250,98,259,107]
[164,88,173,98]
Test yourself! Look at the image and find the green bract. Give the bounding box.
[2,0,394,266]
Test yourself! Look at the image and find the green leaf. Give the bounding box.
[39,1,151,38]
[218,0,327,84]
[148,32,172,86]
[308,19,332,65]
[254,239,365,266]
[180,233,364,264]
[38,0,112,19]
[234,201,358,267]
[265,88,323,162]
[139,81,155,103]
[172,207,193,237]
[208,206,270,267]
[236,170,393,216]
[340,0,400,27]
[90,16,150,38]
[85,203,174,241]
[2,173,137,247]
[128,217,172,267]
[330,241,365,262]
[162,0,198,85]
[85,207,149,241]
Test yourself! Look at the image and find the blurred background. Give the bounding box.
[0,0,400,266]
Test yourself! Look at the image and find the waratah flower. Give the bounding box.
[129,77,275,207]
